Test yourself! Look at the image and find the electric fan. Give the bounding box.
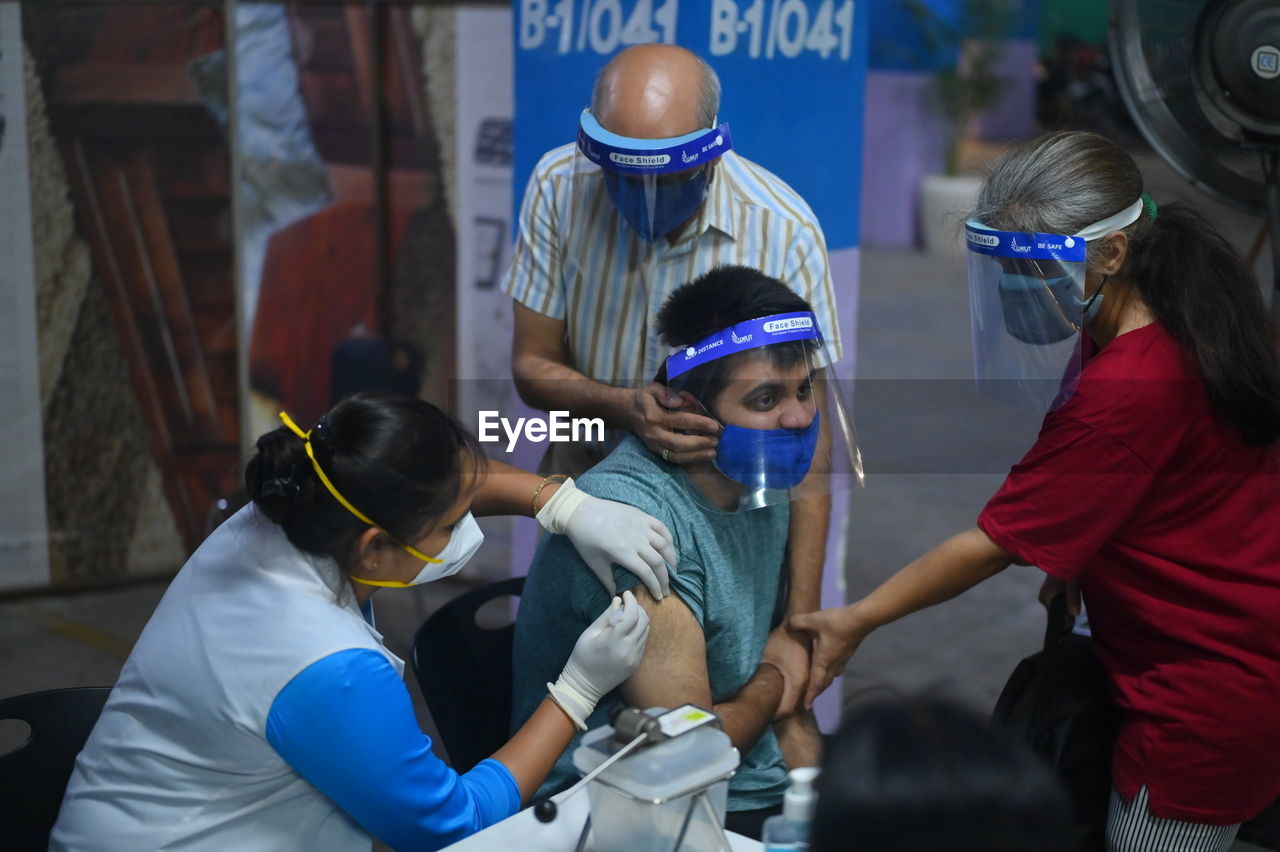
[1111,0,1280,320]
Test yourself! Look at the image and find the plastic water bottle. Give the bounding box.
[762,766,820,851]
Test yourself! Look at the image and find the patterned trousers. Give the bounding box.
[1107,786,1241,852]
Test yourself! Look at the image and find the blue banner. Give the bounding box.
[514,0,868,250]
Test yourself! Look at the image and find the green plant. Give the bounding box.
[903,0,1017,175]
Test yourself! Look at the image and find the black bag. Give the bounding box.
[992,594,1117,852]
[993,596,1280,851]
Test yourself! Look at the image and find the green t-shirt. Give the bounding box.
[510,435,791,810]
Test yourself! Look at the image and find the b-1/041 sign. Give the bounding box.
[519,0,856,62]
[711,0,855,61]
[519,0,679,55]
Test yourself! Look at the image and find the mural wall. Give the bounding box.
[7,1,456,592]
[14,2,232,589]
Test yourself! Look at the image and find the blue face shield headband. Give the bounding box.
[578,110,733,242]
[966,198,1145,345]
[964,197,1146,412]
[666,312,822,491]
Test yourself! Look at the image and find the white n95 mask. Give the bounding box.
[351,513,485,588]
[406,512,484,585]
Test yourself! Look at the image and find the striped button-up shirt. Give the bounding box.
[502,145,842,387]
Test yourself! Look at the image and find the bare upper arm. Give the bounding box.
[619,587,714,710]
[512,302,569,368]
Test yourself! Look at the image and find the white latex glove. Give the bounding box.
[547,590,650,730]
[537,477,676,600]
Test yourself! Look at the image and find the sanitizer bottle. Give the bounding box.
[762,766,820,851]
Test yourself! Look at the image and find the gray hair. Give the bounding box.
[591,51,721,130]
[694,55,721,128]
[972,132,1154,271]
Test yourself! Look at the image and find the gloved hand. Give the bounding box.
[537,477,676,600]
[547,590,650,730]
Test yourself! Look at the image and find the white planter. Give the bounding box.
[919,173,984,258]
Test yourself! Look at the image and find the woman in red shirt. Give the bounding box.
[793,131,1280,851]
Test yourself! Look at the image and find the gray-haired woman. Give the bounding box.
[794,131,1280,852]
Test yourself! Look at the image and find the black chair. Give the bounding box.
[0,686,112,850]
[412,577,524,773]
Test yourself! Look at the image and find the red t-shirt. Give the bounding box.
[979,322,1280,824]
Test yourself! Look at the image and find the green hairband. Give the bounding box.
[1141,192,1158,222]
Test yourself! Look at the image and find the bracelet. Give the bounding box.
[532,474,568,516]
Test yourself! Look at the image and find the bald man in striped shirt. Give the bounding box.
[502,44,841,766]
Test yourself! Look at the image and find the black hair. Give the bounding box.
[654,265,817,413]
[1125,203,1280,446]
[244,392,485,568]
[810,696,1076,852]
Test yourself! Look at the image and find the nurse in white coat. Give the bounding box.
[51,392,666,851]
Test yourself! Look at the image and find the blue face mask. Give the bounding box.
[998,274,1104,345]
[713,412,820,491]
[603,168,709,243]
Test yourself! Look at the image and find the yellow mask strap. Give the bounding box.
[277,411,442,565]
[347,575,417,589]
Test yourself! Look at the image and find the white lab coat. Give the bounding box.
[51,505,402,851]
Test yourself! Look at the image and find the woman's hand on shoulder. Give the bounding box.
[539,478,676,600]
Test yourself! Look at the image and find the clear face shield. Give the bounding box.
[964,198,1144,412]
[567,109,733,248]
[662,312,863,513]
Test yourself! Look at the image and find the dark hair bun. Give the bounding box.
[245,426,315,527]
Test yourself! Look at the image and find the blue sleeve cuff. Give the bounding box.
[267,648,521,851]
[464,758,522,824]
